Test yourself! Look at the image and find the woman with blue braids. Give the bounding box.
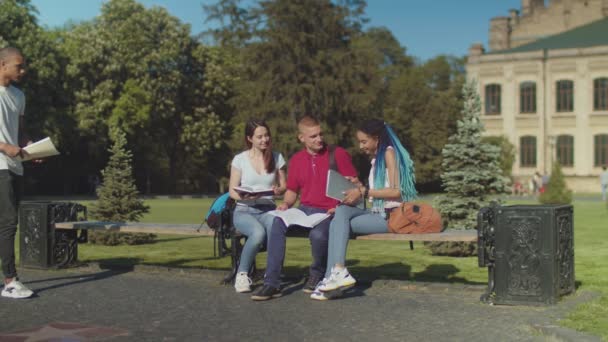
[310,119,416,300]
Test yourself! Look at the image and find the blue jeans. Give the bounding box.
[326,205,389,278]
[232,204,276,273]
[264,205,331,288]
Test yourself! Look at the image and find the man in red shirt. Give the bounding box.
[251,116,357,301]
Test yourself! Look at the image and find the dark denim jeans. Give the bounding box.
[264,205,331,288]
[0,170,21,279]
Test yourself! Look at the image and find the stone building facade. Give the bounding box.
[467,0,608,192]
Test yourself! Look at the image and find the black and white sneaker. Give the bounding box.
[302,274,321,294]
[251,285,282,301]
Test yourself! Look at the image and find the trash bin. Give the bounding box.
[478,203,575,305]
[19,201,87,269]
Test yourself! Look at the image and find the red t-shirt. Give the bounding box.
[286,146,357,210]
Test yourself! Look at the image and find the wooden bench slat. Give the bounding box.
[355,229,477,242]
[54,222,477,242]
[54,221,215,237]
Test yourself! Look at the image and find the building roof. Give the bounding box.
[492,17,608,54]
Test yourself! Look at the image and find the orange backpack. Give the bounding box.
[387,202,443,234]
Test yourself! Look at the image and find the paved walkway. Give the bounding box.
[0,265,601,342]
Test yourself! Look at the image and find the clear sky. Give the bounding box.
[30,0,522,61]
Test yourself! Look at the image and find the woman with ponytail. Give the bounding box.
[310,119,416,300]
[229,119,286,293]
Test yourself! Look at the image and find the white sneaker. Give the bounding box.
[318,267,356,292]
[234,272,252,293]
[1,279,34,299]
[310,278,329,301]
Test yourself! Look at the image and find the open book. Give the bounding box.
[268,208,330,228]
[18,137,60,161]
[233,186,274,197]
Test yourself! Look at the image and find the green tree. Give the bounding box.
[434,80,510,229]
[429,81,509,256]
[90,128,149,221]
[61,0,236,193]
[384,56,464,187]
[206,0,377,156]
[481,135,516,179]
[539,161,572,204]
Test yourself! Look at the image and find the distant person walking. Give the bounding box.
[533,172,542,195]
[0,47,34,299]
[601,166,608,201]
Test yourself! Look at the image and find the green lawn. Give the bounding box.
[20,197,608,340]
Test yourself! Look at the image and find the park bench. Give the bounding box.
[54,218,477,284]
[216,210,478,285]
[38,202,577,306]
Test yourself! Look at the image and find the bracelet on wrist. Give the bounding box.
[364,187,369,198]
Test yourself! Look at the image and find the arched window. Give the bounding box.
[520,136,537,167]
[556,80,574,112]
[520,81,536,113]
[556,135,574,167]
[595,134,608,166]
[485,84,501,115]
[594,78,608,110]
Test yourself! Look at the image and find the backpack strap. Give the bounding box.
[328,144,337,171]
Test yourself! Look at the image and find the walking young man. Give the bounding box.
[251,116,358,301]
[0,47,34,299]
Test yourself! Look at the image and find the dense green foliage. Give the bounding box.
[2,0,465,194]
[481,135,516,179]
[539,161,573,204]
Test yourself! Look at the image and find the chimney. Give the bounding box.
[468,43,485,64]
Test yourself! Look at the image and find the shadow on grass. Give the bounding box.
[151,236,201,244]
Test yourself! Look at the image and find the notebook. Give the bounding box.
[326,169,364,208]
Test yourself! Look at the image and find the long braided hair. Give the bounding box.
[358,120,416,211]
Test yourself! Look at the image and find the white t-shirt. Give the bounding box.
[0,85,25,175]
[232,150,286,198]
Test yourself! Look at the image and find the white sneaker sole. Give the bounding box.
[310,293,329,301]
[319,280,356,292]
[1,291,33,299]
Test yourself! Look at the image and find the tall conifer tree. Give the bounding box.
[90,128,149,221]
[434,81,509,230]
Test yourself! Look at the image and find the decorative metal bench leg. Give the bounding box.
[222,234,244,285]
[480,265,495,304]
[409,241,414,250]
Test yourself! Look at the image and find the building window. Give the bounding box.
[595,134,608,166]
[594,78,608,110]
[520,136,537,167]
[520,82,536,113]
[485,84,501,115]
[556,135,574,167]
[556,80,574,112]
